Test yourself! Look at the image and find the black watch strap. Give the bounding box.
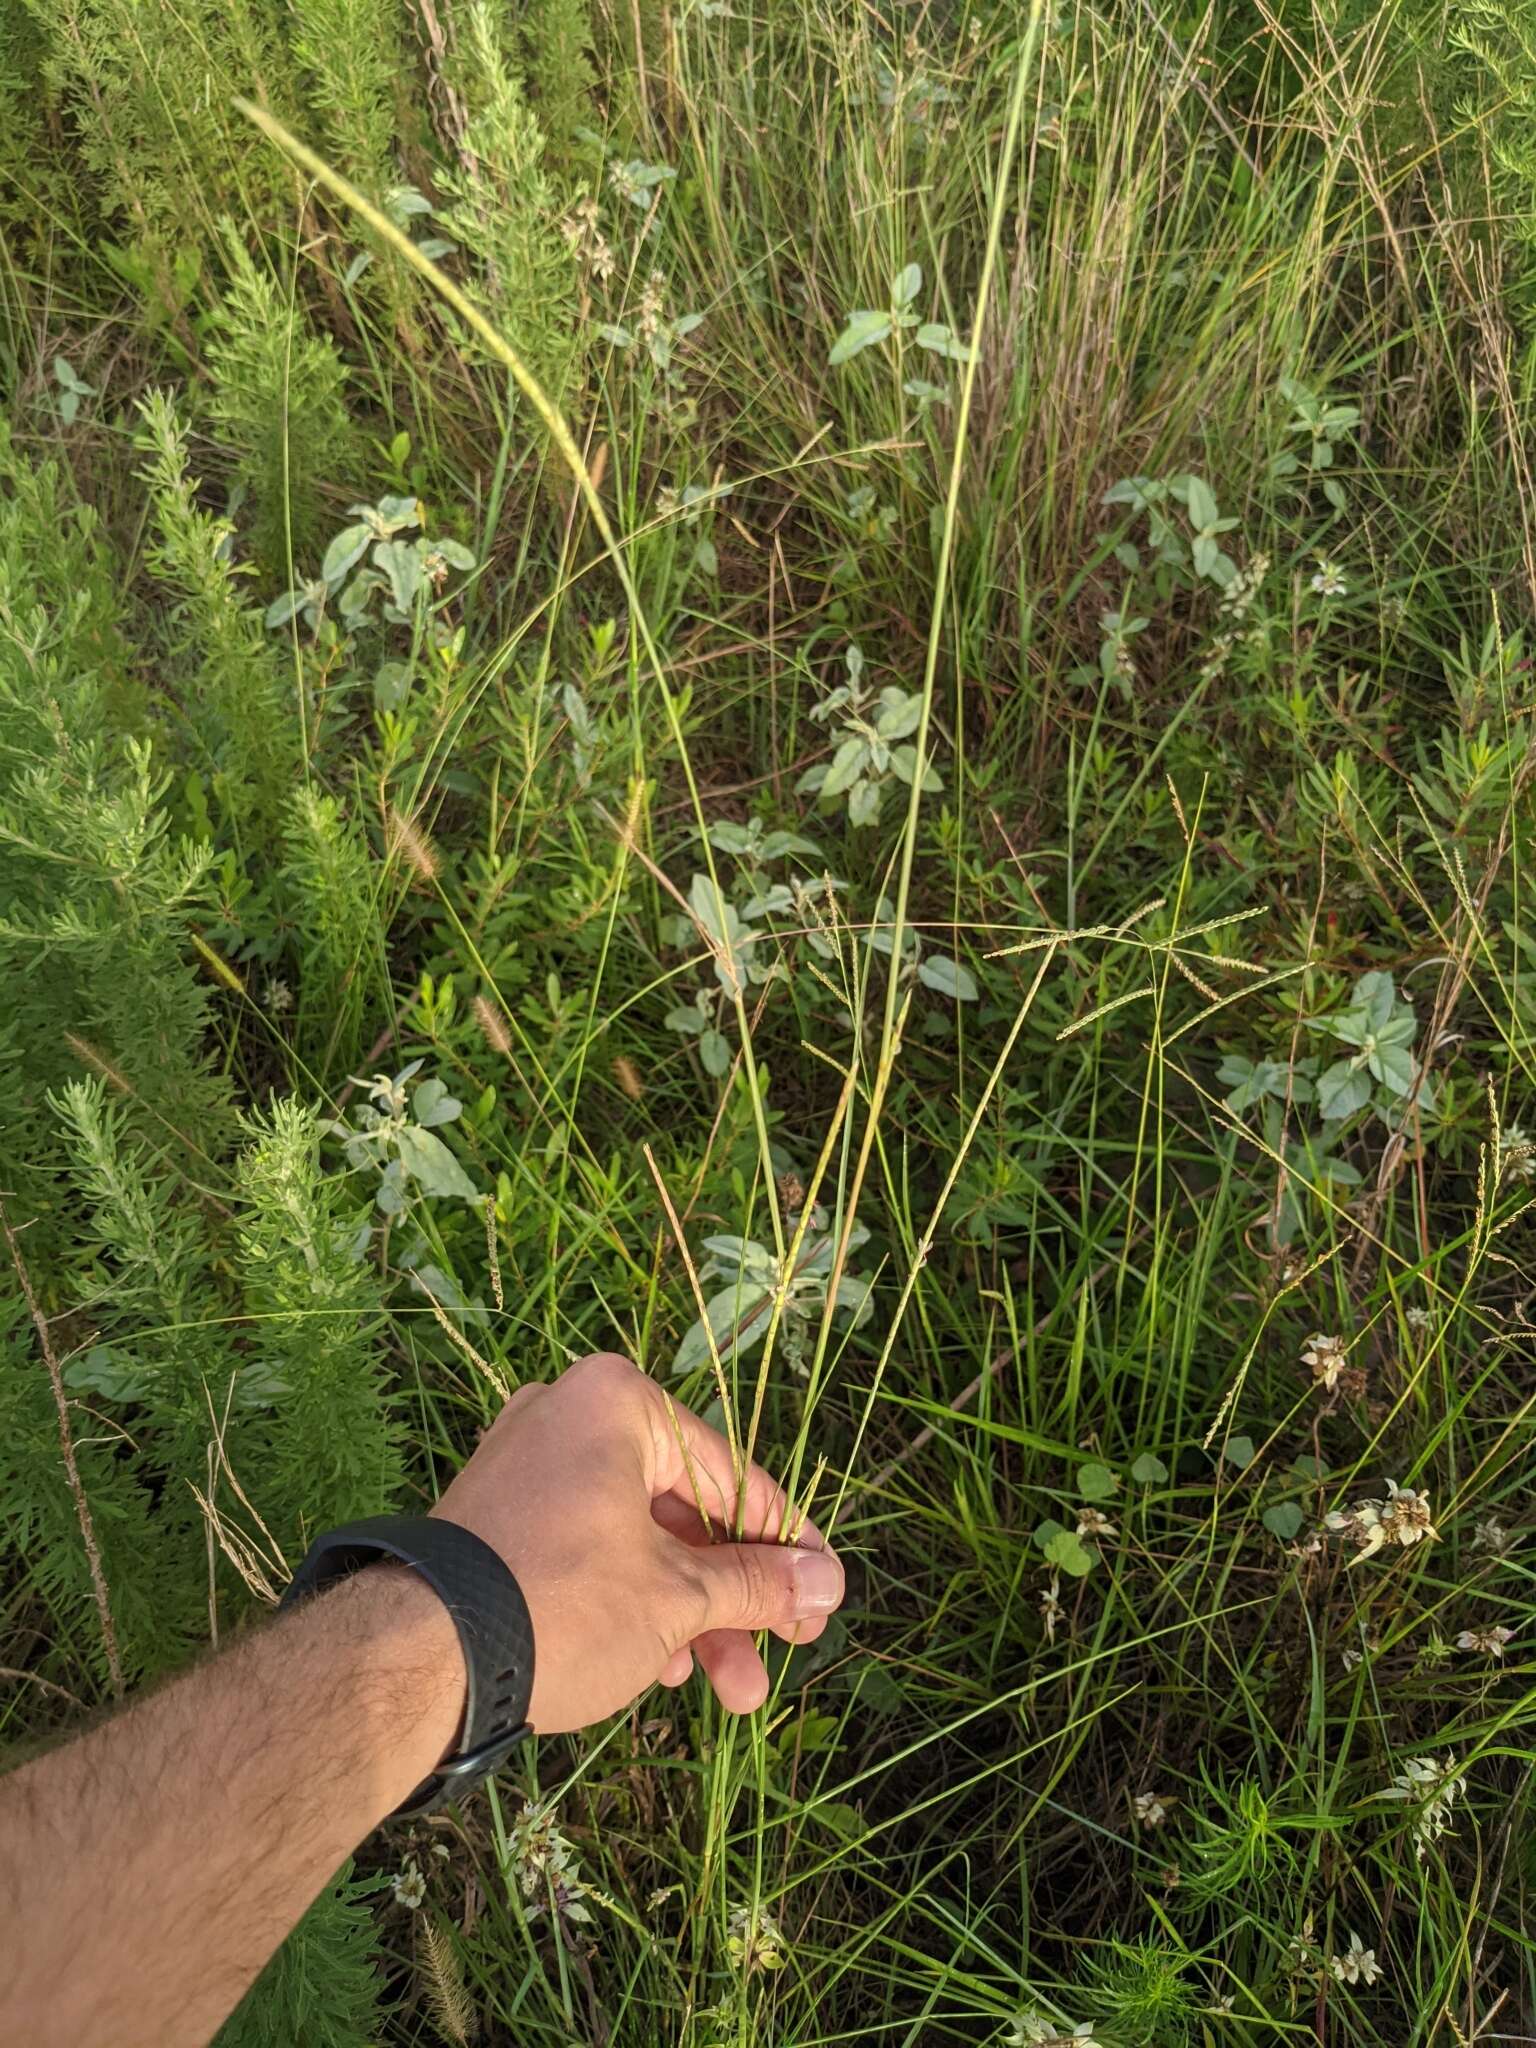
[280,1513,535,1820]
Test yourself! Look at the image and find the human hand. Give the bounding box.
[431,1352,844,1734]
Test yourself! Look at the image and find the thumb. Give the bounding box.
[679,1539,845,1637]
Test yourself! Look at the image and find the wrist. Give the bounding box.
[317,1565,469,1801]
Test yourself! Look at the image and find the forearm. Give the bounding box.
[0,1568,465,2048]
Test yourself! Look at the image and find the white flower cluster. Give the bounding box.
[1383,1753,1467,1860]
[511,1800,598,1925]
[1325,1480,1437,1562]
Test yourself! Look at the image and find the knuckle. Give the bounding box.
[726,1542,776,1626]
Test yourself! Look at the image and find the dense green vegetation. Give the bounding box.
[3,0,1536,2039]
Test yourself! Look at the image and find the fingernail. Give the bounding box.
[789,1547,843,1619]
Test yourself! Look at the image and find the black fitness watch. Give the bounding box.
[280,1514,535,1820]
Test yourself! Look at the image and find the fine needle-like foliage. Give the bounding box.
[3,1,1536,2042]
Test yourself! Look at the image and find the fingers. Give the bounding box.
[691,1629,769,1713]
[649,1385,827,1551]
[658,1647,693,1687]
[650,1492,831,1646]
[675,1533,845,1638]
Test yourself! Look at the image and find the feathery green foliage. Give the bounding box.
[4,1,1536,2043]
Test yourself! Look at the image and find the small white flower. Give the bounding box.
[1133,1790,1175,1827]
[1456,1624,1514,1658]
[1075,1507,1117,1541]
[263,976,293,1014]
[1040,1575,1064,1643]
[1341,1646,1364,1672]
[1472,1516,1512,1555]
[392,1862,426,1910]
[1328,1932,1382,1986]
[1301,1331,1349,1391]
[1383,1752,1467,1859]
[1325,1480,1437,1562]
[511,1800,599,1924]
[1310,556,1347,597]
[726,1903,785,1973]
[1405,1305,1432,1332]
[1005,2014,1101,2048]
[1499,1124,1536,1182]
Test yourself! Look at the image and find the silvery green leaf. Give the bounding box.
[875,689,923,739]
[699,1027,731,1076]
[1317,1060,1371,1120]
[432,537,476,571]
[374,539,424,611]
[599,322,633,347]
[673,311,705,336]
[903,376,948,403]
[1357,970,1396,1030]
[265,588,307,629]
[917,953,978,1001]
[386,185,435,219]
[694,537,718,577]
[416,237,457,261]
[64,1345,155,1403]
[1131,1453,1169,1484]
[795,763,829,794]
[373,660,412,714]
[1185,476,1219,528]
[689,870,730,943]
[707,821,751,854]
[376,1159,408,1214]
[701,1233,756,1265]
[322,523,372,587]
[671,1280,772,1376]
[821,735,867,797]
[893,262,922,307]
[396,1125,479,1202]
[664,1005,703,1034]
[915,322,974,363]
[1263,1501,1304,1541]
[342,250,373,286]
[412,1077,462,1127]
[847,779,881,828]
[1371,1041,1417,1098]
[375,494,423,531]
[888,745,942,792]
[829,310,893,365]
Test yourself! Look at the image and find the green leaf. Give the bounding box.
[373,660,413,715]
[1262,1501,1304,1542]
[412,1078,462,1128]
[1077,1461,1119,1501]
[1223,1434,1256,1470]
[1130,1453,1169,1484]
[374,538,424,611]
[1371,1040,1418,1098]
[671,1280,772,1376]
[829,310,893,365]
[64,1345,155,1404]
[264,589,307,630]
[1185,476,1219,528]
[395,1125,478,1202]
[847,779,881,828]
[1317,1060,1371,1121]
[821,735,868,797]
[893,262,923,307]
[1043,1528,1096,1578]
[698,1028,731,1077]
[1357,970,1396,1031]
[915,322,974,363]
[916,953,978,1001]
[813,1800,866,1840]
[321,523,372,587]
